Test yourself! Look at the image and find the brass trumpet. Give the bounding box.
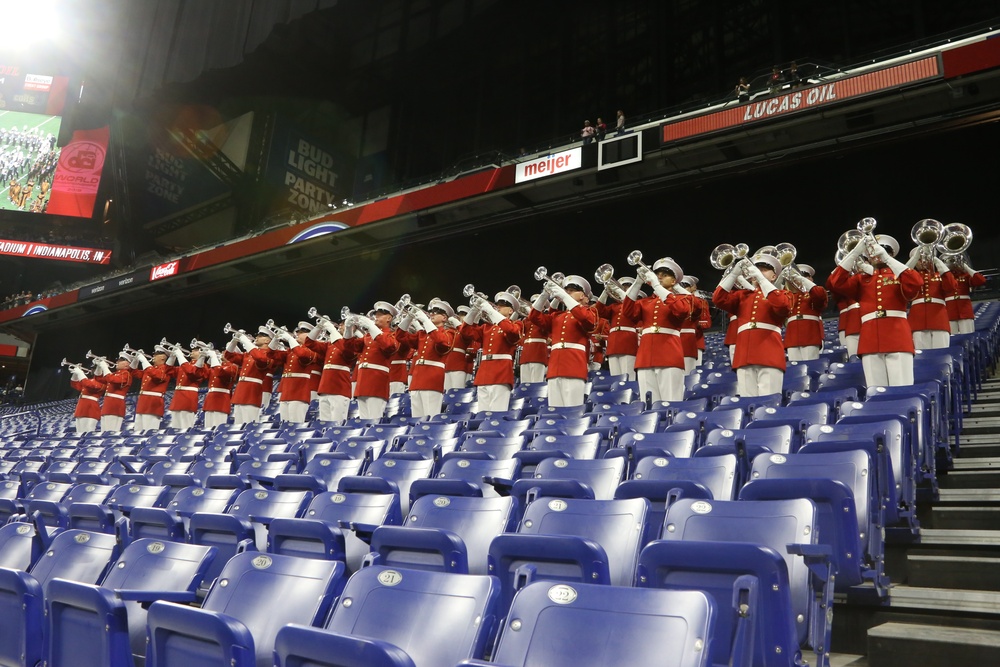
[594,263,628,295]
[505,285,533,317]
[190,338,215,351]
[61,358,90,375]
[85,350,110,366]
[534,266,566,290]
[223,323,247,336]
[307,306,334,325]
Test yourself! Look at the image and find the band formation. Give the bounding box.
[64,217,983,434]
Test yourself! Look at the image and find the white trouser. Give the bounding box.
[547,377,586,407]
[318,394,351,423]
[736,366,784,397]
[100,415,123,432]
[637,367,685,403]
[787,346,820,361]
[519,363,547,384]
[476,384,513,413]
[697,350,703,366]
[684,357,696,374]
[203,411,228,429]
[134,413,161,432]
[839,333,859,359]
[356,396,387,421]
[728,345,736,364]
[261,393,271,410]
[444,371,468,391]
[608,355,636,381]
[951,319,974,334]
[75,417,98,435]
[389,382,407,396]
[169,410,195,431]
[862,353,914,387]
[913,330,950,350]
[279,400,309,424]
[232,404,261,425]
[410,390,444,418]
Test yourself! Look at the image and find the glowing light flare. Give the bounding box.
[0,1,63,51]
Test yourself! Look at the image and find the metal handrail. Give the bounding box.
[0,410,43,436]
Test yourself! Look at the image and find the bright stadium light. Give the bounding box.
[0,0,62,51]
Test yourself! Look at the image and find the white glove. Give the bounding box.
[547,284,569,302]
[736,273,754,290]
[324,322,343,342]
[355,315,382,338]
[531,291,549,311]
[398,310,415,332]
[597,287,610,305]
[962,262,977,277]
[857,260,874,275]
[268,331,284,350]
[93,360,109,376]
[797,275,817,291]
[308,322,325,340]
[606,283,625,302]
[625,276,644,300]
[447,316,463,329]
[194,352,206,368]
[480,301,504,324]
[416,310,435,333]
[883,254,909,278]
[671,284,688,295]
[239,333,255,353]
[226,336,241,353]
[839,241,865,270]
[134,352,150,370]
[205,350,221,367]
[934,257,950,274]
[756,272,777,297]
[718,266,740,292]
[550,285,581,310]
[744,262,764,283]
[173,347,188,365]
[70,366,87,382]
[636,266,656,287]
[282,331,299,349]
[650,282,670,300]
[905,252,920,270]
[867,237,890,264]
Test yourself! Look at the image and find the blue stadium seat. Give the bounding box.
[412,456,520,499]
[363,456,435,514]
[629,453,738,501]
[704,424,795,454]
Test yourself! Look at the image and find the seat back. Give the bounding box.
[365,457,435,514]
[429,457,519,498]
[305,485,403,571]
[632,454,738,501]
[529,457,625,500]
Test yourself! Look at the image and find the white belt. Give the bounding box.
[729,315,738,321]
[737,322,782,334]
[523,338,548,344]
[239,377,263,384]
[946,295,971,301]
[860,309,908,323]
[324,364,351,372]
[175,386,198,391]
[551,342,586,351]
[451,348,466,354]
[680,328,696,335]
[913,297,946,306]
[358,362,389,373]
[208,387,230,393]
[481,354,513,361]
[282,372,312,379]
[391,360,408,365]
[786,314,822,323]
[80,395,99,402]
[140,391,163,397]
[106,393,125,400]
[641,326,680,336]
[415,359,446,368]
[609,326,637,333]
[839,303,860,314]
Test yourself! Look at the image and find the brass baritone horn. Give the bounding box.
[709,243,749,273]
[775,242,797,267]
[937,223,972,256]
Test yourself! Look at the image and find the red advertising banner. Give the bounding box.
[0,239,111,264]
[662,56,940,143]
[149,260,180,281]
[46,126,110,218]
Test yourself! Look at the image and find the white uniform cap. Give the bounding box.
[617,277,647,299]
[373,301,399,318]
[494,292,518,309]
[796,264,815,278]
[679,275,699,288]
[256,326,273,338]
[427,298,455,318]
[875,234,899,257]
[652,257,685,284]
[295,321,315,333]
[457,305,471,315]
[562,275,592,299]
[753,255,782,275]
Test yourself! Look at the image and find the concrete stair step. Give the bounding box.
[962,416,1000,429]
[907,554,1000,591]
[917,528,1000,547]
[950,457,1000,470]
[928,506,1000,530]
[939,469,1000,488]
[887,585,1000,615]
[956,443,1000,458]
[868,622,1000,665]
[935,488,1000,504]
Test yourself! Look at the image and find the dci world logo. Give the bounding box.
[62,142,105,172]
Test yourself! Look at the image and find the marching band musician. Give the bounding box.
[833,295,862,360]
[464,291,523,412]
[165,346,206,431]
[827,233,923,387]
[595,277,641,381]
[528,276,598,407]
[518,293,551,384]
[388,306,412,396]
[130,348,171,432]
[396,298,458,418]
[89,355,133,432]
[270,322,324,423]
[201,346,239,429]
[722,274,755,363]
[906,250,958,350]
[304,317,362,423]
[783,264,828,361]
[225,325,278,425]
[622,257,692,402]
[352,302,401,420]
[678,275,709,373]
[444,306,471,391]
[68,363,102,434]
[947,256,986,334]
[714,254,791,397]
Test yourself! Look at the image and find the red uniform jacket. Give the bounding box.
[713,286,792,370]
[354,329,400,399]
[681,295,710,359]
[168,362,207,412]
[784,286,829,349]
[225,348,278,406]
[591,317,610,366]
[272,346,323,403]
[831,294,862,336]
[621,294,692,370]
[595,301,639,357]
[908,268,958,333]
[388,333,412,386]
[946,271,985,322]
[827,266,924,355]
[132,365,171,417]
[305,337,362,398]
[88,369,132,418]
[397,327,457,392]
[71,379,103,419]
[463,319,522,387]
[723,313,739,346]
[518,319,550,366]
[528,304,598,380]
[203,361,238,414]
[444,330,471,374]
